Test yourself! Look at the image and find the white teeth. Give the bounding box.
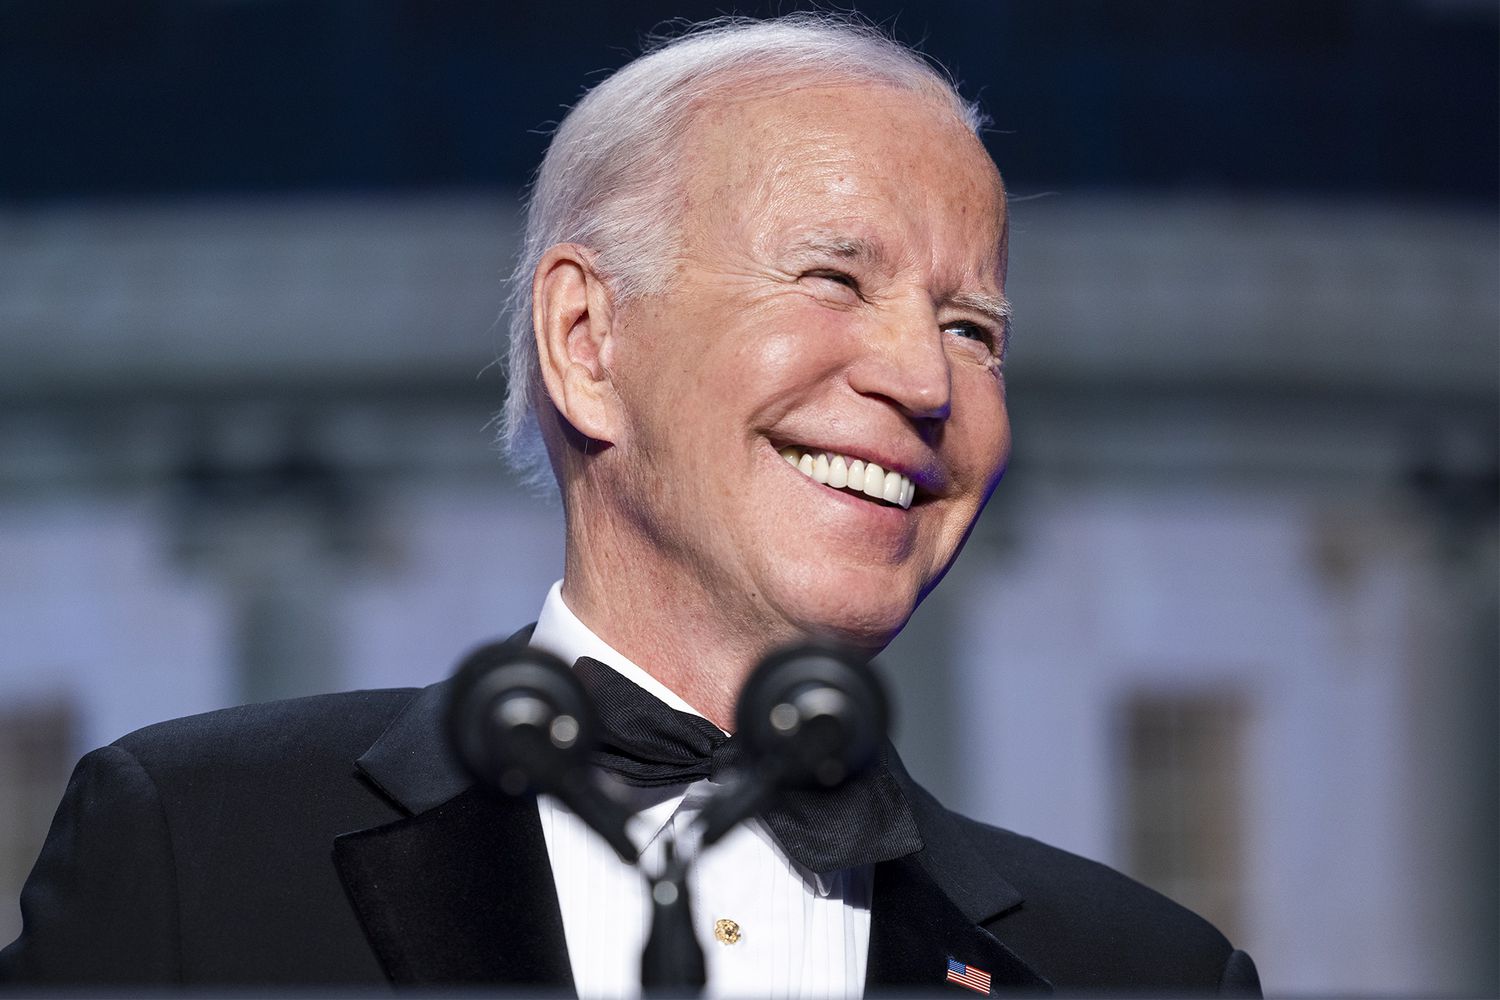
[779,447,915,509]
[828,455,848,489]
[812,453,830,484]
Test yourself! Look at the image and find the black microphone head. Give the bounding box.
[734,642,889,788]
[446,641,596,797]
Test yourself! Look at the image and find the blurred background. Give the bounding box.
[1,0,1496,993]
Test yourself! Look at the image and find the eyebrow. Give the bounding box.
[789,233,883,264]
[949,290,1012,329]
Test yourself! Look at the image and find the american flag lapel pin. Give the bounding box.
[945,956,992,995]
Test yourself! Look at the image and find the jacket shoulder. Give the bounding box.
[113,687,421,774]
[4,689,424,985]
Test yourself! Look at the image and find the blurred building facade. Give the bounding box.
[1,1,1496,994]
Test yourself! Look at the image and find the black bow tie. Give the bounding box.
[572,656,923,875]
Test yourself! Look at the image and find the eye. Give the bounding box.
[942,320,991,345]
[803,269,862,296]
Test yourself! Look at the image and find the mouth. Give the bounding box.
[777,445,916,510]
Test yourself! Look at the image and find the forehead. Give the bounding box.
[679,83,1007,278]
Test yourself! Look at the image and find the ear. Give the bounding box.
[532,244,621,445]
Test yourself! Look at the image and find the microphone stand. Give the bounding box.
[639,838,706,995]
[448,639,887,999]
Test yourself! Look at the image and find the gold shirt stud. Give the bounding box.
[713,918,741,945]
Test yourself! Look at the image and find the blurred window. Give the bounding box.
[0,699,75,947]
[1121,691,1247,943]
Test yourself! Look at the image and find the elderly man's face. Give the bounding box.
[605,83,1010,649]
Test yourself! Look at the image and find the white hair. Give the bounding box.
[498,13,986,490]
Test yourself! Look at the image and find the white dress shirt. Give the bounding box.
[530,580,872,999]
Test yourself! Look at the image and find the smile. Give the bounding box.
[778,446,916,509]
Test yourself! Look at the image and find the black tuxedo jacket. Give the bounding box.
[1,677,1260,995]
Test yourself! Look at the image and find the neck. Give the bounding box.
[560,506,798,733]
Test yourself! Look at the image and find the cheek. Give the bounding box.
[762,296,859,364]
[950,379,1011,483]
[705,297,851,393]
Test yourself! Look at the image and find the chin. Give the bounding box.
[773,566,923,653]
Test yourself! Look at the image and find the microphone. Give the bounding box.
[446,641,638,864]
[697,642,889,848]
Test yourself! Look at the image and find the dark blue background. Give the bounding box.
[3,0,1495,203]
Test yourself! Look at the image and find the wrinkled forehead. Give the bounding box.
[678,83,1007,277]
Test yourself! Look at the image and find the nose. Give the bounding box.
[846,297,952,425]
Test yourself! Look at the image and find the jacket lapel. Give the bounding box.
[868,752,1051,995]
[866,853,1048,995]
[333,675,574,991]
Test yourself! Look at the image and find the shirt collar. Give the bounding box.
[532,580,712,723]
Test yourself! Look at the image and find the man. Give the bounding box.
[2,16,1260,996]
